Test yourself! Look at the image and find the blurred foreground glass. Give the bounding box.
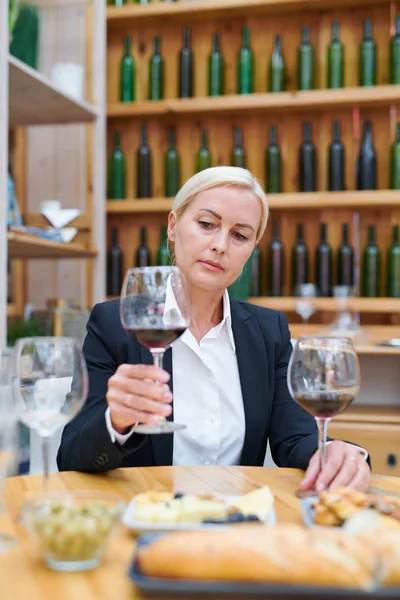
[318,286,370,344]
[294,283,318,329]
[13,338,88,491]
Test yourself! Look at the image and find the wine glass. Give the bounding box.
[287,337,360,475]
[13,337,88,491]
[294,283,318,329]
[120,266,191,434]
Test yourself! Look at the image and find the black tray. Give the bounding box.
[128,533,400,598]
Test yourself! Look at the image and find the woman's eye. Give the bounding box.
[234,232,248,241]
[199,221,214,229]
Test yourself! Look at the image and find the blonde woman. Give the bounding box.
[58,167,370,492]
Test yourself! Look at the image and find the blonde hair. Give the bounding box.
[172,166,269,242]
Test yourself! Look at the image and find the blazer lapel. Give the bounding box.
[230,299,269,466]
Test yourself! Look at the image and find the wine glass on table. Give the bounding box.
[13,337,88,492]
[119,266,191,434]
[287,337,360,490]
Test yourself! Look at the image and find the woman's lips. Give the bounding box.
[199,260,224,272]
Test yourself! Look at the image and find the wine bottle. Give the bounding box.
[135,0,151,4]
[137,126,152,198]
[179,26,193,98]
[299,121,316,192]
[362,225,380,297]
[327,21,344,89]
[265,125,281,193]
[328,119,345,192]
[387,224,400,297]
[231,127,246,168]
[165,129,180,197]
[268,220,284,296]
[107,228,123,297]
[237,26,254,94]
[156,226,170,266]
[250,246,262,297]
[390,123,400,189]
[111,0,127,5]
[269,34,285,92]
[337,223,354,287]
[7,260,12,305]
[357,120,377,191]
[108,131,126,200]
[292,223,309,291]
[390,16,400,84]
[148,35,163,100]
[135,227,151,267]
[120,36,135,103]
[196,129,212,172]
[297,26,314,90]
[359,18,377,87]
[315,223,332,297]
[208,32,224,96]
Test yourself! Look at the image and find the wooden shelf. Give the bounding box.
[7,304,18,318]
[334,405,400,425]
[8,231,97,260]
[107,198,173,213]
[107,0,391,27]
[107,86,400,120]
[8,55,98,127]
[250,297,400,314]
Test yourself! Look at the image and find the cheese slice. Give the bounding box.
[230,486,274,522]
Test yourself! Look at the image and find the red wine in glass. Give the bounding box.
[294,392,354,420]
[127,327,186,351]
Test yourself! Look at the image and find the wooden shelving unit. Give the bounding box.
[7,231,97,260]
[249,297,400,314]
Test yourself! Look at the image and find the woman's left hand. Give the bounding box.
[300,440,371,493]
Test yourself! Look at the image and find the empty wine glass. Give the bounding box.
[294,283,318,328]
[13,337,88,491]
[120,266,191,434]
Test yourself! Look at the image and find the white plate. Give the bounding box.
[122,495,277,534]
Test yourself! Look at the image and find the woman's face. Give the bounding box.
[168,186,262,292]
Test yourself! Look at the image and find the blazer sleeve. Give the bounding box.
[57,303,146,473]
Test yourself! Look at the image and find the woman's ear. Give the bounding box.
[168,211,177,241]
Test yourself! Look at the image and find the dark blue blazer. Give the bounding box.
[57,298,320,473]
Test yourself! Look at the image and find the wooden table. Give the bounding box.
[3,466,400,599]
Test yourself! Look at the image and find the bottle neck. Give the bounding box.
[331,21,340,42]
[393,225,400,245]
[396,123,400,143]
[368,226,376,245]
[396,16,400,37]
[213,32,220,52]
[301,26,310,44]
[153,36,160,55]
[200,129,208,149]
[234,127,242,148]
[242,26,250,48]
[168,129,176,150]
[273,35,281,53]
[114,131,121,149]
[272,220,280,240]
[269,125,277,146]
[124,36,131,55]
[297,223,303,242]
[161,226,168,244]
[140,126,147,147]
[364,19,372,41]
[342,224,349,244]
[183,27,190,49]
[320,224,327,244]
[140,228,147,246]
[332,120,340,141]
[303,122,311,143]
[111,228,118,246]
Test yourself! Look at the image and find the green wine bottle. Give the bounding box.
[297,26,314,91]
[148,35,163,100]
[390,123,400,189]
[165,129,180,198]
[328,119,345,192]
[250,246,262,297]
[196,129,212,172]
[237,26,254,94]
[208,32,224,96]
[120,36,135,103]
[299,121,316,192]
[135,227,151,267]
[268,219,284,296]
[156,226,170,266]
[387,224,400,297]
[269,34,285,92]
[362,225,380,297]
[357,120,376,190]
[327,21,344,89]
[108,131,126,200]
[228,258,252,301]
[359,18,377,87]
[179,26,193,98]
[231,127,246,168]
[135,0,151,4]
[292,223,309,292]
[111,0,127,5]
[316,222,332,297]
[265,125,281,193]
[136,126,152,198]
[337,223,354,287]
[107,228,123,297]
[390,16,400,84]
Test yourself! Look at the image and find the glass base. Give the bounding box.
[134,421,187,434]
[46,556,99,572]
[0,533,18,553]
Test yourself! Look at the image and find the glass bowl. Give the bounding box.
[22,491,126,572]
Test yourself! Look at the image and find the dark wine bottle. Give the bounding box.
[297,26,314,91]
[390,123,400,189]
[265,125,281,193]
[108,131,126,200]
[208,32,224,96]
[250,246,262,297]
[179,26,193,98]
[120,36,135,103]
[315,223,332,297]
[299,121,316,192]
[269,34,285,92]
[231,127,246,168]
[337,223,354,287]
[327,21,344,89]
[165,129,180,197]
[148,35,163,100]
[292,223,309,291]
[387,224,400,297]
[390,16,400,84]
[156,226,170,266]
[107,228,123,297]
[137,126,152,198]
[356,120,377,191]
[328,119,345,192]
[196,129,212,172]
[237,26,254,94]
[7,260,12,304]
[362,225,380,297]
[136,227,151,267]
[268,220,284,296]
[359,18,377,87]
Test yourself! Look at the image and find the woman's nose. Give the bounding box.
[211,232,228,254]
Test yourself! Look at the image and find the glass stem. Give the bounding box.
[42,436,50,492]
[151,350,165,423]
[316,418,329,471]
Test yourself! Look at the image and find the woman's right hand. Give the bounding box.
[106,364,173,434]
